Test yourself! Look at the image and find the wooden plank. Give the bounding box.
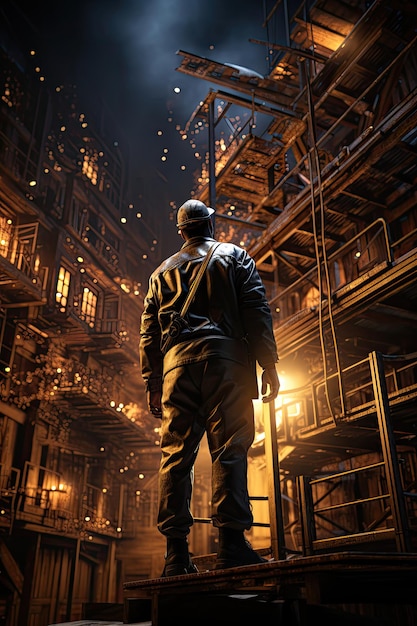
[0,538,24,593]
[124,552,417,624]
[124,551,417,596]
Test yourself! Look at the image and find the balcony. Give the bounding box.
[251,351,417,473]
[41,294,140,365]
[267,219,417,360]
[16,462,125,538]
[0,219,48,307]
[90,317,139,365]
[34,354,155,448]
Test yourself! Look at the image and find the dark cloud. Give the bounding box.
[3,0,270,217]
[76,0,268,115]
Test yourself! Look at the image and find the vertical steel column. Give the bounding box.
[208,95,216,220]
[263,399,286,560]
[369,351,411,552]
[296,475,316,556]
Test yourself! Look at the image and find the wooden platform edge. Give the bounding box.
[123,551,417,594]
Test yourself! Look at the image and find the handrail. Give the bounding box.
[270,351,417,440]
[269,217,392,308]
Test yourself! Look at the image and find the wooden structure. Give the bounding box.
[124,552,417,625]
[1,1,417,624]
[124,1,417,623]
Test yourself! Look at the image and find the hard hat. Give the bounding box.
[176,199,215,228]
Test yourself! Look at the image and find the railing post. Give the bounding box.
[369,350,411,552]
[296,475,316,556]
[263,399,286,560]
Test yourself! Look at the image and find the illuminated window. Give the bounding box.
[81,287,97,327]
[304,286,320,309]
[82,153,99,185]
[0,217,12,258]
[56,266,71,311]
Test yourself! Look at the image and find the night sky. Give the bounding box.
[2,0,273,250]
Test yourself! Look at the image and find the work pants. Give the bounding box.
[158,358,255,538]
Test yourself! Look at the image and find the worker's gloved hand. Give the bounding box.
[261,366,280,403]
[147,389,162,418]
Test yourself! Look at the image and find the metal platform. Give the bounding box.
[123,551,417,625]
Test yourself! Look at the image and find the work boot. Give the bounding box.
[161,537,199,577]
[215,528,268,570]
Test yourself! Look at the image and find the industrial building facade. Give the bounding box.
[1,1,417,624]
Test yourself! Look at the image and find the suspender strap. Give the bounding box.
[178,242,220,318]
[162,242,221,353]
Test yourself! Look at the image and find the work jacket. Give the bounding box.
[139,236,278,398]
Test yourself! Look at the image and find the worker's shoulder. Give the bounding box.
[152,247,199,275]
[152,241,249,276]
[217,241,246,255]
[216,241,253,264]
